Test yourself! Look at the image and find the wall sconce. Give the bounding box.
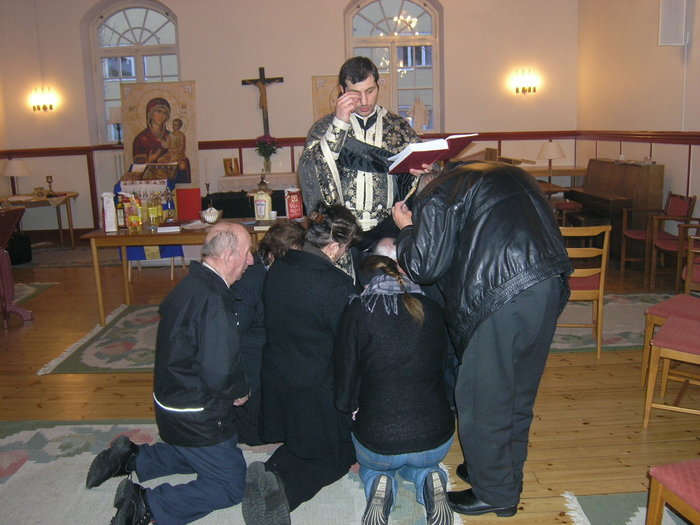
[30,86,57,112]
[28,0,58,112]
[511,68,539,95]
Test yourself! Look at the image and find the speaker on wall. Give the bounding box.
[659,0,688,46]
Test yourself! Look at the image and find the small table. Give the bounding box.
[0,192,79,249]
[82,219,264,326]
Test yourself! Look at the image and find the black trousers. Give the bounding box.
[265,445,350,511]
[454,276,568,507]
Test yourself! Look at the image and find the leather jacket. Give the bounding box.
[396,161,572,352]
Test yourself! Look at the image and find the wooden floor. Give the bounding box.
[2,250,699,524]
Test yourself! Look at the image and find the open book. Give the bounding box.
[387,133,478,174]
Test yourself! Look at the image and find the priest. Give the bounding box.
[298,56,428,278]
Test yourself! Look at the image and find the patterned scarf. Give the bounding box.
[358,273,424,315]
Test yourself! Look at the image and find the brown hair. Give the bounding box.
[360,255,424,326]
[257,219,305,265]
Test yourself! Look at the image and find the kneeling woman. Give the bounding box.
[334,255,455,525]
[243,203,362,525]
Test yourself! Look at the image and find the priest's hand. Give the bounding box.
[335,90,361,123]
[409,163,434,177]
[392,200,413,230]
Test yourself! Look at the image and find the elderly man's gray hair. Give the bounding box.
[202,227,240,258]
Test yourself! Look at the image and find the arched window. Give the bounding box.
[346,0,442,132]
[83,1,179,143]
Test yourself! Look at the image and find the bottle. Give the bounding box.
[254,190,272,221]
[116,195,126,229]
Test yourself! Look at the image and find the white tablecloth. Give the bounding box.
[217,173,299,192]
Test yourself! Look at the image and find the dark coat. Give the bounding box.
[261,246,356,467]
[396,161,572,353]
[334,293,455,455]
[153,261,249,448]
[230,256,267,445]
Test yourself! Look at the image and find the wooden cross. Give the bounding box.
[242,67,284,136]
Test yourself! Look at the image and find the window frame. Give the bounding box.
[344,0,443,133]
[84,0,180,144]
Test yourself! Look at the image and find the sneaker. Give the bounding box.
[86,435,139,489]
[260,471,291,525]
[242,462,267,525]
[424,471,453,525]
[362,474,393,525]
[110,478,154,525]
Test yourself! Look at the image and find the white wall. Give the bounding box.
[2,0,699,230]
[577,0,699,131]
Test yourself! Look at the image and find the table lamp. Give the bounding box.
[108,107,123,146]
[2,159,31,196]
[537,140,566,193]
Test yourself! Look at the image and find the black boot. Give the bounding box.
[110,478,154,525]
[86,435,139,489]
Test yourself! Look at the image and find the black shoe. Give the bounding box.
[86,435,139,489]
[447,488,517,517]
[424,471,453,525]
[455,463,470,483]
[110,478,154,525]
[362,474,393,525]
[260,471,290,525]
[242,462,266,525]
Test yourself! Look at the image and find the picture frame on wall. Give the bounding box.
[121,81,198,187]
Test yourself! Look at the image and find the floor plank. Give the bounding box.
[2,251,699,525]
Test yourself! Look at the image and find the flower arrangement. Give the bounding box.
[255,135,279,159]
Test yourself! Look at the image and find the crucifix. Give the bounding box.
[242,66,284,136]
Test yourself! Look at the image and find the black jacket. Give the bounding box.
[396,161,572,353]
[153,261,250,447]
[334,294,454,455]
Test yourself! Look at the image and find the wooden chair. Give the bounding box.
[642,316,700,428]
[645,458,700,525]
[640,294,700,385]
[682,235,700,294]
[0,206,33,328]
[620,191,696,285]
[558,225,611,359]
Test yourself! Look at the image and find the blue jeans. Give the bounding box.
[352,434,453,509]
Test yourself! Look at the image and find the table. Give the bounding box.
[0,192,79,249]
[82,219,264,326]
[524,166,587,188]
[218,173,299,192]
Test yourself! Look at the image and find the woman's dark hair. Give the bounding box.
[305,202,362,249]
[257,219,305,266]
[338,56,379,89]
[360,255,424,326]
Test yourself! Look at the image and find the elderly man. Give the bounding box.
[86,222,254,525]
[393,162,571,518]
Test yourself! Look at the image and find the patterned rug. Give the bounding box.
[564,491,687,524]
[0,420,460,525]
[14,282,55,304]
[39,293,670,375]
[550,293,671,353]
[13,244,121,268]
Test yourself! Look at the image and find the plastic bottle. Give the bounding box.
[254,190,272,221]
